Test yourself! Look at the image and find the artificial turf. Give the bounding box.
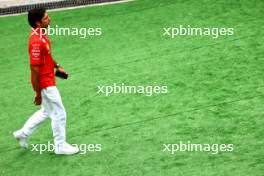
[0,0,263,175]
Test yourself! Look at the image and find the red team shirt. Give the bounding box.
[28,28,56,89]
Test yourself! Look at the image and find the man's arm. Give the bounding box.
[54,60,69,78]
[54,60,59,69]
[30,65,41,105]
[54,60,63,70]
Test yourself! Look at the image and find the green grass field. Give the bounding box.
[0,0,264,175]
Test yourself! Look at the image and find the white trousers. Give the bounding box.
[22,86,66,146]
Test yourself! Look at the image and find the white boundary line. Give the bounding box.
[0,0,134,18]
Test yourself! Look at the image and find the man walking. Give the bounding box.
[13,8,79,155]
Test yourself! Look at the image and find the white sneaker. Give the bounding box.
[13,130,28,149]
[55,142,79,155]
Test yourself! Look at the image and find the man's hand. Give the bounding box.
[56,66,69,79]
[34,92,41,105]
[57,66,66,74]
